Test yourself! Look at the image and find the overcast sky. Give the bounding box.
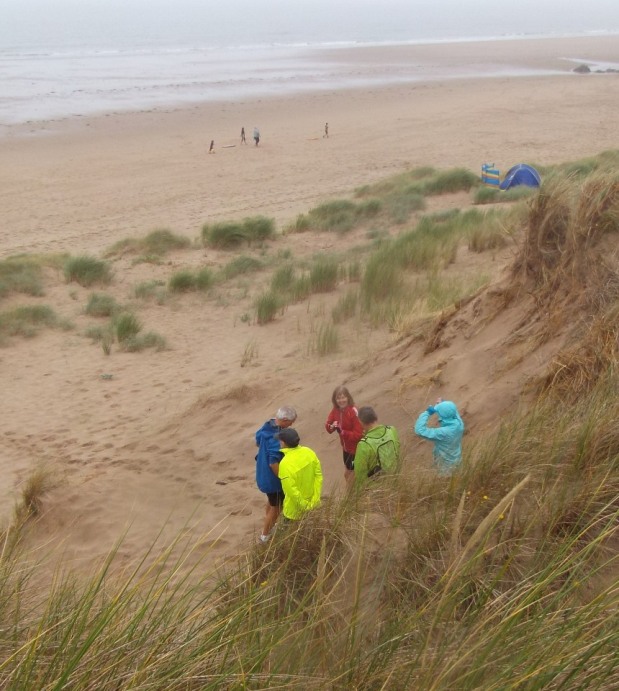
[3,0,618,50]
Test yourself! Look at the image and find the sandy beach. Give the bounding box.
[1,35,617,574]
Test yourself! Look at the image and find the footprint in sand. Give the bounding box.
[230,507,252,516]
[225,475,247,482]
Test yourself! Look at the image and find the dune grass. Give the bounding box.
[134,279,167,303]
[0,256,45,299]
[0,305,62,344]
[332,289,358,324]
[202,216,276,249]
[0,369,616,689]
[255,291,281,324]
[309,256,339,292]
[85,292,121,317]
[219,255,264,281]
[64,255,112,287]
[0,156,618,689]
[312,320,339,356]
[168,268,214,293]
[105,229,192,258]
[473,184,537,205]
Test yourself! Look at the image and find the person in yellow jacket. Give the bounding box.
[273,428,323,520]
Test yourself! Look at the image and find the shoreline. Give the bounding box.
[1,34,617,136]
[1,35,618,259]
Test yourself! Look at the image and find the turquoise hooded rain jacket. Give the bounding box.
[414,401,464,475]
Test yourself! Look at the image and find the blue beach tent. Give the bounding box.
[499,163,541,191]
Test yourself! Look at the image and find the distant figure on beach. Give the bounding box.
[325,385,363,484]
[414,399,464,476]
[324,122,329,138]
[240,127,246,144]
[273,428,323,521]
[253,126,260,146]
[353,406,400,487]
[208,139,214,154]
[255,405,297,542]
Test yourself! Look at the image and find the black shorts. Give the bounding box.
[343,450,355,471]
[266,491,284,507]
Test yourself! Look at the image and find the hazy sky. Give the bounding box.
[3,0,619,50]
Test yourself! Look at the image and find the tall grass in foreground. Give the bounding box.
[0,374,617,689]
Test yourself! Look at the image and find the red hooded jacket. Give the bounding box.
[325,405,363,454]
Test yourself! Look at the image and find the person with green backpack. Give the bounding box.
[353,406,400,486]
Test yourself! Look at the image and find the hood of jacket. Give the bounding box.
[435,401,464,429]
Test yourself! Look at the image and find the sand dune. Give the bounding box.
[1,35,617,575]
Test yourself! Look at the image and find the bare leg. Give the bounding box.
[262,503,280,537]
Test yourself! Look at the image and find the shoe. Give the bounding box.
[259,534,271,544]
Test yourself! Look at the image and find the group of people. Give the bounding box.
[239,126,259,145]
[214,123,330,153]
[254,386,464,543]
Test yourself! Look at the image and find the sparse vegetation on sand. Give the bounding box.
[1,154,617,689]
[202,215,275,249]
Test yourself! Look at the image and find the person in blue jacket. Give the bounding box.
[255,405,297,542]
[414,399,464,476]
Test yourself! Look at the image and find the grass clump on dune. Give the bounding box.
[106,228,192,258]
[202,216,275,249]
[168,268,214,293]
[64,255,112,287]
[85,292,121,317]
[134,279,167,303]
[102,311,167,352]
[255,291,281,324]
[309,256,339,292]
[0,257,45,299]
[219,255,264,281]
[0,305,62,344]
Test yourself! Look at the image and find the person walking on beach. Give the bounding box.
[325,385,363,484]
[353,406,400,487]
[323,122,329,138]
[255,405,297,542]
[208,139,215,154]
[253,126,260,146]
[414,399,464,476]
[272,428,323,521]
[241,127,246,144]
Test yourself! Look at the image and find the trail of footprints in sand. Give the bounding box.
[4,419,260,535]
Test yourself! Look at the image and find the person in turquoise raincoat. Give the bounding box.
[414,399,464,476]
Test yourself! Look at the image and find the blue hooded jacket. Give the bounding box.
[255,419,283,494]
[414,401,464,475]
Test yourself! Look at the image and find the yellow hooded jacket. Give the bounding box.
[279,445,323,520]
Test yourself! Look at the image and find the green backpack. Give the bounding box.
[363,425,399,477]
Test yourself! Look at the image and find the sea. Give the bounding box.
[2,0,618,128]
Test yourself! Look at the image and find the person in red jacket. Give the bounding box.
[325,385,364,483]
